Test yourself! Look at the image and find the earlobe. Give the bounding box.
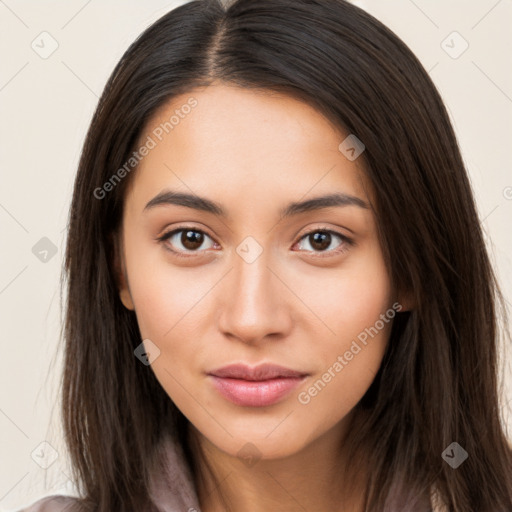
[119,285,135,311]
[111,233,135,311]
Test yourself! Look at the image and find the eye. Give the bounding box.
[156,227,218,257]
[293,228,353,257]
[156,226,354,258]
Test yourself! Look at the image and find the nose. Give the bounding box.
[217,252,293,346]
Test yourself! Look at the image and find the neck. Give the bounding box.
[187,413,367,512]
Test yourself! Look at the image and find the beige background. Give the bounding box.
[1,0,511,510]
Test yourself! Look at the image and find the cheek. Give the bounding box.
[299,239,392,351]
[293,242,392,412]
[128,264,216,353]
[296,338,387,435]
[126,260,215,411]
[123,238,228,402]
[295,308,392,432]
[123,226,209,336]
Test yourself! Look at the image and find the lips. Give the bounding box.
[207,363,308,407]
[209,363,307,380]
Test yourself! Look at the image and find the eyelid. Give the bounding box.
[156,224,354,258]
[293,225,354,257]
[155,225,218,258]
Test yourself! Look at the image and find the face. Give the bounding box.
[117,83,403,460]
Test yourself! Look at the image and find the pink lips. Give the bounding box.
[208,363,308,407]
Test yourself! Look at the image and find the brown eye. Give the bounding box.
[158,228,216,256]
[294,229,353,257]
[308,231,332,251]
[179,230,205,250]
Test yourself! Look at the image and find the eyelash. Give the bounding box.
[156,225,354,259]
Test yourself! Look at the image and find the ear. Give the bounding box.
[111,231,135,311]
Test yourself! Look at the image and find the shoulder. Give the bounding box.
[17,495,80,512]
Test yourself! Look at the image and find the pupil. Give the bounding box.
[311,232,330,251]
[182,230,203,250]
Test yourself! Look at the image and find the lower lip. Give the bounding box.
[209,375,306,407]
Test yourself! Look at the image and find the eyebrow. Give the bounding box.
[143,189,369,218]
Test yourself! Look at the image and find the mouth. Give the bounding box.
[207,363,309,407]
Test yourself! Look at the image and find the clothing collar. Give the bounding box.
[148,432,203,512]
[148,432,446,512]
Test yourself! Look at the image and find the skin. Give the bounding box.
[116,83,411,512]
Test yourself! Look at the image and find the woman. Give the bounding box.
[20,0,512,510]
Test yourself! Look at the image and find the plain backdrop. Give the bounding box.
[1,0,511,510]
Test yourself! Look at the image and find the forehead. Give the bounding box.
[125,83,371,216]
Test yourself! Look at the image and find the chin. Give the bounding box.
[200,424,312,462]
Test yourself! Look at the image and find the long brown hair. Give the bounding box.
[59,0,512,510]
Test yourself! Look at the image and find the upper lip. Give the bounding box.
[208,363,308,381]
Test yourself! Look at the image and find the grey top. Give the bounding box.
[18,433,202,512]
[18,433,447,511]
